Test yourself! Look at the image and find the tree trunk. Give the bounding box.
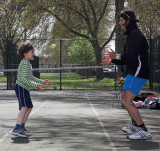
[115,0,125,54]
[91,40,104,80]
[95,49,104,80]
[115,0,126,76]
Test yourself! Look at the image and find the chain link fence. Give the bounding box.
[149,36,160,91]
[0,38,159,91]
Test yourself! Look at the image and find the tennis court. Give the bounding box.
[0,90,160,151]
[0,0,160,150]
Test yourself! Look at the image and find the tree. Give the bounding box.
[37,0,116,80]
[68,31,95,65]
[126,0,160,38]
[0,0,27,69]
[0,0,53,69]
[115,0,125,54]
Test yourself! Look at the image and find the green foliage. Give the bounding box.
[126,0,160,38]
[68,31,95,65]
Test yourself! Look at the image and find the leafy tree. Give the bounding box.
[37,0,117,79]
[126,0,160,38]
[68,31,95,65]
[0,0,53,69]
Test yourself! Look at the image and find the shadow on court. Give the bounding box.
[128,140,159,150]
[0,90,160,151]
[11,137,30,144]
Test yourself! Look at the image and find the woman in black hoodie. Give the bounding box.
[102,10,152,140]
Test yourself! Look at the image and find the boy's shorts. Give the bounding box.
[15,84,33,110]
[122,74,147,95]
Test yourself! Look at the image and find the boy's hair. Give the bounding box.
[17,42,33,58]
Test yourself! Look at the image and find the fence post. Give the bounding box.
[60,39,62,91]
[114,65,117,92]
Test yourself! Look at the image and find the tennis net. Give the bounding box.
[0,65,118,90]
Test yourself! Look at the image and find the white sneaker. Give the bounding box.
[122,124,139,134]
[128,129,152,140]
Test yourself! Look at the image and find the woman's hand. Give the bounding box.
[104,48,116,59]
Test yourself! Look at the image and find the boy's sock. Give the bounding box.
[14,124,22,130]
[22,123,25,128]
[132,119,137,126]
[137,123,148,132]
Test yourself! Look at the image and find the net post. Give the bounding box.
[60,39,62,91]
[114,65,117,92]
[6,36,9,90]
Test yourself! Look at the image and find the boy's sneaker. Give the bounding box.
[128,128,152,140]
[18,129,29,138]
[23,127,30,134]
[122,124,139,134]
[11,129,19,136]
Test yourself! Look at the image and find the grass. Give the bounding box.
[0,73,7,82]
[0,72,159,90]
[40,73,115,90]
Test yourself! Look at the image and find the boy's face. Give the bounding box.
[24,49,34,60]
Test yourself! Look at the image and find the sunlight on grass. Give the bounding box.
[40,72,115,89]
[0,72,158,90]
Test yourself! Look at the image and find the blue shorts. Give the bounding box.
[15,84,33,110]
[122,74,147,95]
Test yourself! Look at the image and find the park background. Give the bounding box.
[0,0,159,91]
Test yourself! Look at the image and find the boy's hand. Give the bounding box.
[37,84,44,91]
[101,59,112,66]
[43,79,53,86]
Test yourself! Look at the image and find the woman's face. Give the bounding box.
[119,17,129,31]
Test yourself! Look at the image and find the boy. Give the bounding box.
[12,42,52,138]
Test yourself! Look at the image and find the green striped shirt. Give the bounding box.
[16,59,44,91]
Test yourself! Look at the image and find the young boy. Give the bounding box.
[12,42,52,138]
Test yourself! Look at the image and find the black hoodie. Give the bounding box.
[112,23,150,79]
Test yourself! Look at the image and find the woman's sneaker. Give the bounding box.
[122,124,139,134]
[128,128,152,140]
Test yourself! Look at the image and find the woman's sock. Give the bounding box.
[132,119,137,126]
[137,123,147,132]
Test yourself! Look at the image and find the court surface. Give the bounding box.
[0,90,160,151]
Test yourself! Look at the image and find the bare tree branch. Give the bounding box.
[80,0,93,36]
[43,7,90,39]
[97,0,109,24]
[14,29,28,44]
[60,4,87,21]
[86,0,97,30]
[101,25,116,50]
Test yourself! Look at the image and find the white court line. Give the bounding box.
[0,100,49,143]
[85,93,117,151]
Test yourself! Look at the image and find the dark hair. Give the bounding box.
[120,10,140,23]
[17,42,34,58]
